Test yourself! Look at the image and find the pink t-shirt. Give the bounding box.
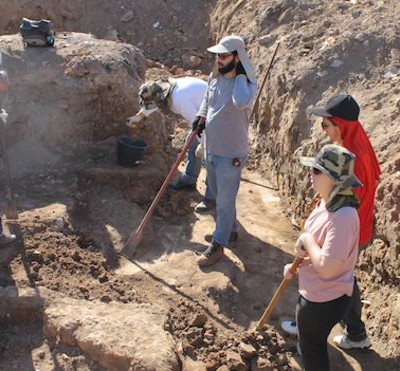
[298,201,359,303]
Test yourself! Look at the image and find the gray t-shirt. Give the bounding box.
[198,74,257,158]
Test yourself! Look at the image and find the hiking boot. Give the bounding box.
[333,334,371,350]
[281,320,298,336]
[0,233,17,247]
[197,242,224,267]
[194,198,216,213]
[204,232,238,244]
[169,179,196,191]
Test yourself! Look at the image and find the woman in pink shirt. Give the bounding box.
[284,144,361,371]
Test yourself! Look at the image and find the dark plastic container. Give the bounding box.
[117,136,148,167]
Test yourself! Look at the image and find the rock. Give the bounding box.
[182,54,202,69]
[239,342,257,358]
[104,29,119,41]
[121,10,134,23]
[182,339,196,358]
[317,70,328,77]
[185,327,203,347]
[190,313,208,327]
[251,357,274,371]
[226,350,247,371]
[44,298,179,370]
[258,34,277,48]
[330,59,343,68]
[384,66,399,79]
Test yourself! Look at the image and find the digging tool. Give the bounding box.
[255,193,321,330]
[256,256,303,331]
[249,42,280,120]
[0,110,18,220]
[122,124,202,255]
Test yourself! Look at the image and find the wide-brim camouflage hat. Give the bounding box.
[207,35,257,84]
[138,79,174,110]
[300,144,363,188]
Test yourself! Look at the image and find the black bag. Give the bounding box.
[19,18,55,47]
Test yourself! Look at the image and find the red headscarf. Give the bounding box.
[330,117,381,247]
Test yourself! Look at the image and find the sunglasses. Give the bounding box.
[215,53,233,60]
[321,121,334,129]
[311,167,323,175]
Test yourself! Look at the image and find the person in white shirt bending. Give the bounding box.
[127,77,214,212]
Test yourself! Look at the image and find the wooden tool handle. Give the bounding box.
[123,127,201,254]
[256,256,303,331]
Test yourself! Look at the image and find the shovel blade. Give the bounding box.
[121,229,143,258]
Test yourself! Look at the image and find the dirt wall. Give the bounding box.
[209,0,400,353]
[0,0,216,68]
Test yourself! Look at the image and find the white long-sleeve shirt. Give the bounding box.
[141,77,207,125]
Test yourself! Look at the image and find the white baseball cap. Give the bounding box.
[208,35,257,84]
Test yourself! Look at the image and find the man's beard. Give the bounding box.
[218,59,235,75]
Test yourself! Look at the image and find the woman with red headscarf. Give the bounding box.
[316,94,381,248]
[281,93,381,351]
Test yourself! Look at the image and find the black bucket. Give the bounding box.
[117,136,148,167]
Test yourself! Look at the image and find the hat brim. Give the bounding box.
[300,156,363,188]
[310,106,333,118]
[207,44,232,54]
[300,156,328,174]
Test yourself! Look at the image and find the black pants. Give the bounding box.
[343,277,367,341]
[296,294,352,371]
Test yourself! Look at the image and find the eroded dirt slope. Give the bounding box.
[209,0,400,356]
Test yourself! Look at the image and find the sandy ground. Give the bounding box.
[0,160,397,369]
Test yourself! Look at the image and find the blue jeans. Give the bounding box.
[181,131,214,201]
[180,132,202,186]
[205,152,246,246]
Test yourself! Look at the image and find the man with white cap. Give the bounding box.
[194,35,257,267]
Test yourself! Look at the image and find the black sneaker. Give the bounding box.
[197,242,224,267]
[169,179,196,191]
[204,232,238,244]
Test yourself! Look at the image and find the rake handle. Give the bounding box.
[249,42,280,121]
[124,127,200,251]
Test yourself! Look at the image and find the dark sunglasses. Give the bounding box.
[321,121,334,129]
[215,53,233,60]
[312,167,323,175]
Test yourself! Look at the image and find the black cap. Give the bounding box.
[310,94,360,121]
